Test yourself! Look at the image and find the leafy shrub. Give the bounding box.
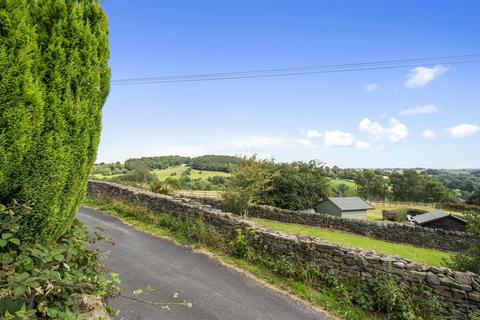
[382,209,408,222]
[228,229,251,258]
[450,211,480,274]
[0,0,110,242]
[113,164,159,185]
[382,208,428,222]
[0,202,118,318]
[260,161,331,211]
[468,188,480,206]
[151,181,176,195]
[405,208,429,216]
[222,156,276,215]
[443,202,480,213]
[222,190,252,215]
[208,176,228,186]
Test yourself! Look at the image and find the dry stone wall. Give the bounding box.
[87,181,480,319]
[184,196,470,252]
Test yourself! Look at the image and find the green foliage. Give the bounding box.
[223,157,331,213]
[222,156,276,215]
[260,160,331,211]
[93,162,126,176]
[424,169,480,198]
[442,202,480,213]
[450,211,480,274]
[150,181,176,195]
[330,179,358,197]
[0,0,110,242]
[86,196,227,249]
[389,170,452,203]
[124,156,191,171]
[469,188,480,206]
[382,208,428,222]
[190,155,241,173]
[355,169,389,201]
[0,202,118,318]
[208,175,228,186]
[228,229,251,258]
[112,164,159,185]
[248,253,440,320]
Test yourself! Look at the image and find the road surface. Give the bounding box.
[78,207,332,320]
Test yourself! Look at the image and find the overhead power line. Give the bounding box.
[110,53,480,85]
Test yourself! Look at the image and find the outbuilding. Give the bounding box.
[316,197,374,220]
[411,210,467,232]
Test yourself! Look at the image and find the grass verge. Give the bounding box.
[83,197,383,320]
[247,217,452,267]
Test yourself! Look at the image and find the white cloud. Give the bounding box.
[354,141,370,149]
[404,65,447,88]
[400,104,439,116]
[358,118,408,142]
[422,129,437,140]
[365,83,380,92]
[447,124,480,138]
[306,129,323,138]
[323,130,355,146]
[297,138,313,146]
[359,118,384,138]
[387,118,409,142]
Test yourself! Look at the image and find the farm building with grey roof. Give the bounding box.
[316,197,374,220]
[411,210,467,232]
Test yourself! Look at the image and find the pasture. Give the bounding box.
[151,165,230,180]
[247,217,452,267]
[330,179,358,196]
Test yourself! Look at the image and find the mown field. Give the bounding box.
[151,165,230,180]
[247,217,452,267]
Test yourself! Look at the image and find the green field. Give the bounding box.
[330,179,358,196]
[151,165,230,181]
[247,217,452,267]
[93,165,230,182]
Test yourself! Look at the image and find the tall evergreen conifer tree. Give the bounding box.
[0,0,110,241]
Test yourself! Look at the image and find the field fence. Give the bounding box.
[369,201,441,209]
[176,190,223,199]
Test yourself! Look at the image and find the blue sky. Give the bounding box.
[98,0,480,168]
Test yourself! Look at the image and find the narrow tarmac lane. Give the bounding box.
[78,207,332,320]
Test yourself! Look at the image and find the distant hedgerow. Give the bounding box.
[0,0,110,242]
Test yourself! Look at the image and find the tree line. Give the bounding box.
[94,154,242,174]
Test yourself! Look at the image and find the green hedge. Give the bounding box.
[0,0,110,242]
[382,208,428,222]
[443,202,480,213]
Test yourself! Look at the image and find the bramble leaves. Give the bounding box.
[0,203,118,319]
